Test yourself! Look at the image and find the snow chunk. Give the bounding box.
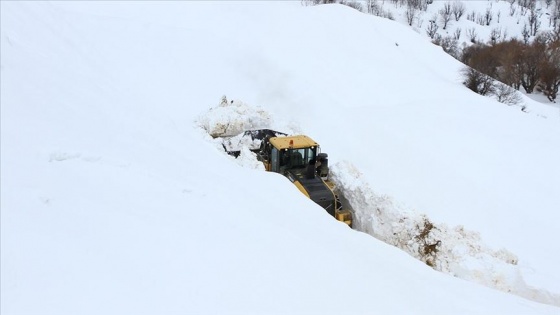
[234,146,265,170]
[196,97,272,138]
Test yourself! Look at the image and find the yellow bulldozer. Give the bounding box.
[223,129,352,227]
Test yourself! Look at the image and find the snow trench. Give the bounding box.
[330,162,560,307]
[196,98,560,307]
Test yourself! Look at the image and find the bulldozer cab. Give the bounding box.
[267,136,318,173]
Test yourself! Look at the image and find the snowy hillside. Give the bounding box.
[345,0,560,105]
[369,0,557,44]
[2,1,559,314]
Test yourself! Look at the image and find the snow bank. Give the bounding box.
[331,160,560,306]
[196,96,273,138]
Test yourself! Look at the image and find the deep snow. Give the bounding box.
[2,1,559,314]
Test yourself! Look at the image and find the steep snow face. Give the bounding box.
[199,98,560,306]
[2,1,560,314]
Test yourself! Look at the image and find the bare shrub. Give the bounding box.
[340,0,363,11]
[485,7,493,25]
[489,27,503,44]
[405,0,430,11]
[520,37,547,93]
[477,13,486,25]
[522,23,531,43]
[494,83,523,105]
[385,10,395,20]
[433,35,460,58]
[426,17,439,39]
[538,38,560,102]
[528,8,541,36]
[467,27,478,43]
[519,0,535,10]
[301,0,336,5]
[416,16,424,28]
[462,68,522,105]
[462,67,496,96]
[369,0,383,15]
[439,2,453,30]
[405,5,417,26]
[454,27,462,40]
[497,40,524,90]
[452,1,465,21]
[466,10,476,22]
[509,3,517,16]
[549,7,559,28]
[368,1,395,20]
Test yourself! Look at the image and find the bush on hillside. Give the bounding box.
[462,67,496,96]
[339,0,363,11]
[432,35,460,58]
[494,82,523,105]
[460,33,559,102]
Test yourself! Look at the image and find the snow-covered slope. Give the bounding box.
[358,0,559,105]
[1,2,559,314]
[387,0,556,43]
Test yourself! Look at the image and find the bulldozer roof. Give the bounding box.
[270,135,318,150]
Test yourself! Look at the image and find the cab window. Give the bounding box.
[280,147,316,169]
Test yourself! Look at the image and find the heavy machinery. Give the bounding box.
[223,129,352,227]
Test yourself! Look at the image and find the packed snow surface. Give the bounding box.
[2,1,559,314]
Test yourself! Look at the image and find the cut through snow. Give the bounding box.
[330,161,560,306]
[198,98,560,307]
